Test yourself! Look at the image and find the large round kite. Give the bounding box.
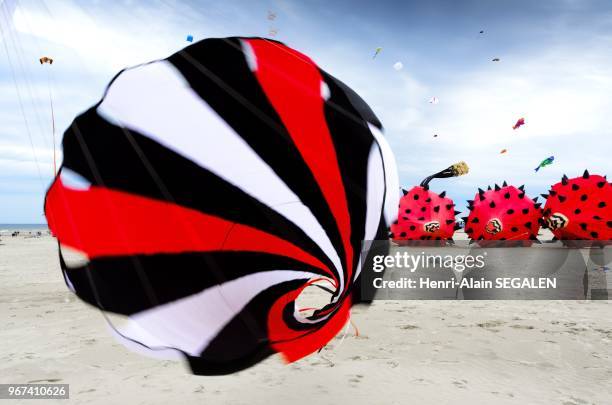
[542,171,611,240]
[464,182,543,242]
[44,37,398,375]
[391,162,467,242]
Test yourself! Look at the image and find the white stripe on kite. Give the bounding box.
[118,270,316,356]
[240,40,258,71]
[60,168,91,190]
[355,141,386,279]
[368,123,399,225]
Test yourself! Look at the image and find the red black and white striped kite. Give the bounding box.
[44,37,398,375]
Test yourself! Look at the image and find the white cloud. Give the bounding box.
[0,142,52,161]
[12,1,173,72]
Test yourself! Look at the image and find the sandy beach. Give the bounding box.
[1,234,611,405]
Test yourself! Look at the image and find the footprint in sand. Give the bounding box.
[452,379,468,389]
[510,324,535,330]
[476,320,505,331]
[27,378,62,383]
[562,396,589,405]
[348,374,363,384]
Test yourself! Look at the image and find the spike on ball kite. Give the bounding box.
[44,37,399,375]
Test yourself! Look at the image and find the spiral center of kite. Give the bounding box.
[295,278,336,319]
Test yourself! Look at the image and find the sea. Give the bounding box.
[0,224,49,232]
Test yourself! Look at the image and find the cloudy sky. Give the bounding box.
[1,0,611,223]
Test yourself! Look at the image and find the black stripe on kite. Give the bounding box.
[320,70,376,290]
[62,251,327,316]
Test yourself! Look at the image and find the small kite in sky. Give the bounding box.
[500,149,507,154]
[269,28,278,36]
[492,58,500,62]
[39,56,53,64]
[267,11,276,20]
[429,96,439,104]
[512,117,525,130]
[479,30,484,34]
[535,156,554,172]
[433,134,438,138]
[393,62,403,71]
[373,47,382,59]
[186,35,193,42]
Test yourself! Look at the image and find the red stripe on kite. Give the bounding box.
[247,39,354,281]
[45,179,333,278]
